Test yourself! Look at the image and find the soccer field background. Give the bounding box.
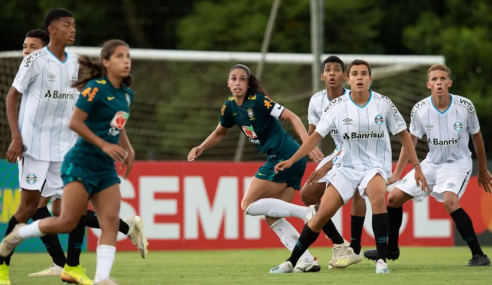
[7,247,492,284]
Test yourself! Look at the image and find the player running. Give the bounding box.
[269,59,429,274]
[302,55,366,268]
[188,64,322,273]
[363,64,492,266]
[17,29,147,279]
[0,39,135,285]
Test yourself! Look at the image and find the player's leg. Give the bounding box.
[90,183,121,284]
[363,172,391,274]
[85,210,147,259]
[433,161,490,266]
[0,156,46,284]
[29,194,66,277]
[349,190,366,255]
[270,183,346,273]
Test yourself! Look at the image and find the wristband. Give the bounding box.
[413,163,420,167]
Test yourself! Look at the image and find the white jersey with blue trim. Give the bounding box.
[12,46,79,162]
[308,88,348,153]
[410,94,480,165]
[315,90,407,174]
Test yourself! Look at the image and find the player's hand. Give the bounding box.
[308,147,324,162]
[414,165,430,192]
[102,143,128,162]
[306,166,330,184]
[120,148,135,179]
[6,137,23,164]
[274,160,293,174]
[477,169,492,194]
[188,146,204,161]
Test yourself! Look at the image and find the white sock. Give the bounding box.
[18,220,45,238]
[270,218,315,263]
[94,245,116,283]
[245,198,310,219]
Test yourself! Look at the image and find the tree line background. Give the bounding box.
[0,0,491,159]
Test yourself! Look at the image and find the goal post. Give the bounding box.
[0,48,444,161]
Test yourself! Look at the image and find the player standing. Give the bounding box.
[363,64,492,266]
[301,55,366,268]
[0,39,135,285]
[17,30,148,278]
[188,64,323,273]
[0,9,95,285]
[269,59,429,274]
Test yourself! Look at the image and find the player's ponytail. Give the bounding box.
[72,39,133,90]
[229,64,268,97]
[72,55,104,90]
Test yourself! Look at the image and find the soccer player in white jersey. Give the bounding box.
[269,59,429,274]
[22,29,50,58]
[363,64,492,266]
[301,56,366,268]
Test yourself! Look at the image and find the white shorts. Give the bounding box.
[315,152,338,183]
[396,158,472,203]
[18,155,63,201]
[326,166,389,204]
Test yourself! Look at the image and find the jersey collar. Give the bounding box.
[431,94,453,114]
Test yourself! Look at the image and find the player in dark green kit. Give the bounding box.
[188,64,324,273]
[0,40,135,285]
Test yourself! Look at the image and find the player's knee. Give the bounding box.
[241,199,252,213]
[300,188,317,206]
[370,196,386,213]
[387,192,402,208]
[444,197,460,213]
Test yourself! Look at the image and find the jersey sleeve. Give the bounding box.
[219,100,236,128]
[315,109,336,138]
[76,80,101,114]
[11,52,42,94]
[409,107,425,139]
[256,94,285,119]
[383,97,407,135]
[307,97,319,125]
[466,100,480,135]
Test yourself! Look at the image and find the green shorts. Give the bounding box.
[254,156,307,190]
[61,161,120,197]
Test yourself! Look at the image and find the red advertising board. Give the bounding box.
[86,161,463,251]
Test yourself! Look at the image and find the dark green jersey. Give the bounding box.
[66,77,134,169]
[220,93,299,158]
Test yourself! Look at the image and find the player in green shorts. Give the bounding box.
[188,64,324,273]
[0,39,136,285]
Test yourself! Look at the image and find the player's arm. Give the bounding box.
[281,108,323,161]
[70,108,127,162]
[471,132,492,193]
[188,123,229,161]
[118,128,135,179]
[307,97,319,136]
[390,134,418,182]
[307,124,316,136]
[5,87,23,163]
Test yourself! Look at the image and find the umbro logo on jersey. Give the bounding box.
[424,125,434,131]
[44,90,75,100]
[47,74,56,82]
[343,118,352,125]
[447,183,456,189]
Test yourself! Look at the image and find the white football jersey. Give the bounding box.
[410,94,480,164]
[12,47,79,162]
[315,91,407,174]
[308,88,348,153]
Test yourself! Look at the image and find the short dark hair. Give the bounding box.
[43,8,73,32]
[25,29,50,46]
[322,56,345,72]
[347,59,372,76]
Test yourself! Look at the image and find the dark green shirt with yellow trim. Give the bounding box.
[219,93,299,158]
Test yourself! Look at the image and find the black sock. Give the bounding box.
[450,208,484,256]
[349,215,365,254]
[372,213,389,262]
[32,207,66,267]
[387,206,403,250]
[86,209,129,235]
[0,216,19,265]
[322,220,344,245]
[286,224,320,266]
[85,209,100,229]
[67,215,87,267]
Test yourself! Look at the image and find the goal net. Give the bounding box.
[0,48,444,161]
